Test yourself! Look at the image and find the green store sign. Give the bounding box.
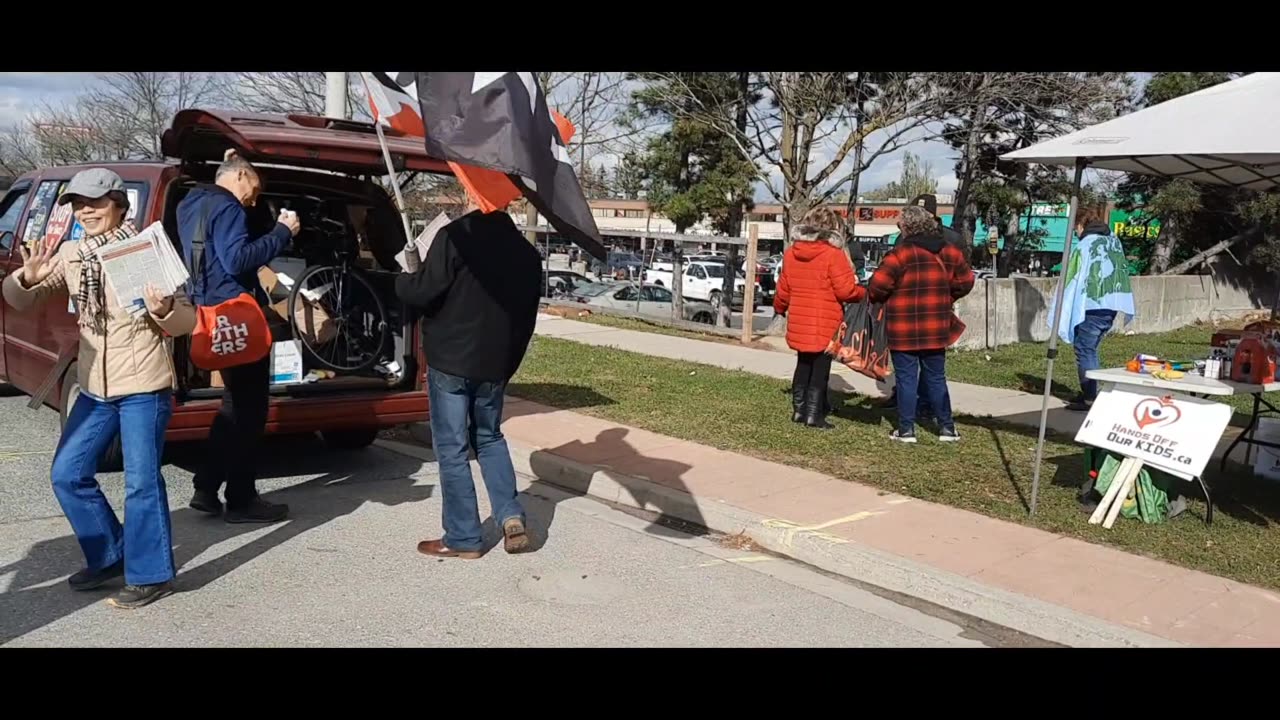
[1110,208,1161,240]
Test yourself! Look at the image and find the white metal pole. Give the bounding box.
[356,74,418,273]
[1029,160,1088,515]
[325,72,349,119]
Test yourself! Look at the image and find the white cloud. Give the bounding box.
[0,72,94,129]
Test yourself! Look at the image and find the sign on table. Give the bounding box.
[1075,386,1232,480]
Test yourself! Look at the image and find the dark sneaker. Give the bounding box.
[890,430,917,444]
[1065,396,1093,412]
[502,518,532,554]
[68,560,124,591]
[106,582,174,609]
[225,497,289,524]
[189,489,223,516]
[939,427,961,443]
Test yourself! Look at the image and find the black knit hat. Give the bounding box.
[910,193,938,216]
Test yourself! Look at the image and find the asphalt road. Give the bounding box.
[0,392,1030,647]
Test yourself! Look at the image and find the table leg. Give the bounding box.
[1195,476,1213,525]
[1221,393,1262,472]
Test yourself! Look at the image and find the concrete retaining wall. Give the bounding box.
[954,260,1273,349]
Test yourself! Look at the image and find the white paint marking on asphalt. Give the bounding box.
[762,511,887,547]
[886,499,914,505]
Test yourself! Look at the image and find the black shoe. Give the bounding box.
[189,489,223,516]
[68,560,124,591]
[791,382,805,423]
[1065,396,1093,412]
[803,385,833,430]
[106,582,174,609]
[225,496,289,524]
[939,427,961,443]
[890,429,918,444]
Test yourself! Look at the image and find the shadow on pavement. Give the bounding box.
[0,441,432,645]
[523,427,706,545]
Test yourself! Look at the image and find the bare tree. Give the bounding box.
[540,72,656,174]
[0,124,42,176]
[637,72,952,235]
[73,72,221,158]
[934,72,1132,253]
[216,72,364,118]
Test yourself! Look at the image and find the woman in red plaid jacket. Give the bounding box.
[867,205,975,443]
[774,207,865,429]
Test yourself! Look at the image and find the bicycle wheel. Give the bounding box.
[287,264,390,373]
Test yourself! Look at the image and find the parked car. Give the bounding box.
[643,260,760,312]
[0,108,444,469]
[541,269,590,298]
[570,281,716,324]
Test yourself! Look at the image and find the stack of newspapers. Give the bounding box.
[96,222,190,319]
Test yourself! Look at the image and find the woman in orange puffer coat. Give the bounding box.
[773,207,865,429]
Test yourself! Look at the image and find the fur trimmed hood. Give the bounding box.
[790,224,846,250]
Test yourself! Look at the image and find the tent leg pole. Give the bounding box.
[1030,161,1088,516]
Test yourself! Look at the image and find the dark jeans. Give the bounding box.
[792,351,833,406]
[1073,309,1116,402]
[51,389,176,585]
[427,368,524,552]
[194,355,269,509]
[891,349,953,434]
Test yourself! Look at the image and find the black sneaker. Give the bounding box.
[189,489,223,516]
[68,560,124,591]
[225,496,289,524]
[106,582,174,609]
[1065,396,1093,412]
[890,429,917,444]
[939,427,961,443]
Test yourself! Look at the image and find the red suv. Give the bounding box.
[0,109,449,468]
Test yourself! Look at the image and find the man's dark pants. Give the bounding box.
[194,355,270,509]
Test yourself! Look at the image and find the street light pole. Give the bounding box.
[325,72,349,119]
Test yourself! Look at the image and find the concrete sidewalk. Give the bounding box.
[534,315,1254,462]
[494,396,1280,647]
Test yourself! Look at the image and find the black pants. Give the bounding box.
[194,355,269,508]
[792,352,832,408]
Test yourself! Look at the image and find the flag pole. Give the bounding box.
[360,73,420,273]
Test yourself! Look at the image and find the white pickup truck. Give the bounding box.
[643,260,760,311]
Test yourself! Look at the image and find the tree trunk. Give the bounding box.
[1162,229,1255,275]
[1149,220,1177,274]
[949,113,985,255]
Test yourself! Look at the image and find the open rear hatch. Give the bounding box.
[161,109,452,176]
[161,109,441,401]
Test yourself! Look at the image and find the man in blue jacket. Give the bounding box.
[178,150,299,523]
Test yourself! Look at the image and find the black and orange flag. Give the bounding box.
[361,71,605,260]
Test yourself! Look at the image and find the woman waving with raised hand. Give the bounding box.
[3,168,195,609]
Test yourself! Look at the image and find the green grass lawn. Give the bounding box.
[578,310,1276,418]
[945,323,1276,416]
[511,335,1280,591]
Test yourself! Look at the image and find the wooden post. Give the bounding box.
[741,223,759,345]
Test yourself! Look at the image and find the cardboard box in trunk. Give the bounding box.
[258,266,337,346]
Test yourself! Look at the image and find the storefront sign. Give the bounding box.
[1031,203,1069,217]
[857,207,902,222]
[1075,386,1232,480]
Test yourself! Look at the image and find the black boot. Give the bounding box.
[791,383,806,423]
[803,385,833,430]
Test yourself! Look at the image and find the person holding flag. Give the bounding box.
[360,72,604,556]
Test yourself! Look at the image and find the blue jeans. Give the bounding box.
[891,350,953,434]
[51,389,175,586]
[1073,310,1116,401]
[427,368,524,552]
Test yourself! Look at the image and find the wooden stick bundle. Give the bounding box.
[1089,456,1144,529]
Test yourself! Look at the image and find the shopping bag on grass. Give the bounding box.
[826,296,891,381]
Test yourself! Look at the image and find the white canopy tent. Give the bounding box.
[1000,71,1280,514]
